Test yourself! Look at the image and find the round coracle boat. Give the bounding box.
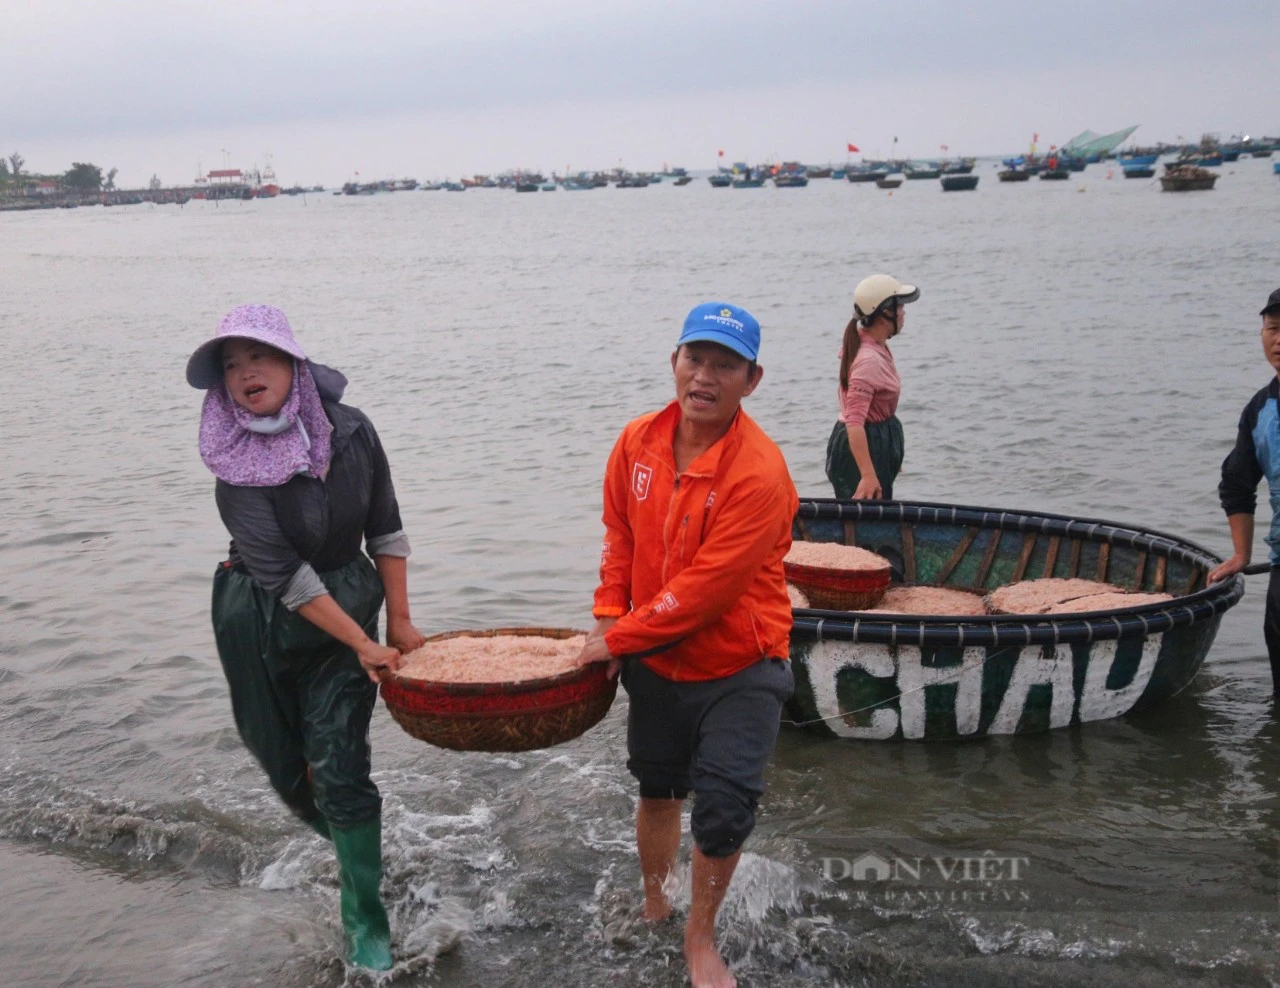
[380,628,617,752]
[786,500,1244,741]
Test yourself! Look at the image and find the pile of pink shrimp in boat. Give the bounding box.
[783,542,1171,616]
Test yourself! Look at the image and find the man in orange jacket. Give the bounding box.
[577,301,798,988]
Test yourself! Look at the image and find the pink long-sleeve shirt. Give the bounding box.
[838,333,900,427]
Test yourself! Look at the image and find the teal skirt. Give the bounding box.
[824,416,905,499]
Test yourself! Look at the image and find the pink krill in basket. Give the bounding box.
[398,634,588,684]
[784,542,891,571]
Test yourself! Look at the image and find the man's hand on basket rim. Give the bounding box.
[577,619,621,680]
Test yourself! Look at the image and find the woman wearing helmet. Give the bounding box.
[825,274,920,500]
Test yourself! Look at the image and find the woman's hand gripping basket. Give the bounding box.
[783,542,892,610]
[380,627,617,752]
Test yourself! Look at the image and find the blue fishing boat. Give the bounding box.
[831,169,847,179]
[1122,165,1155,179]
[1273,162,1280,176]
[707,174,732,187]
[940,174,979,191]
[774,174,809,188]
[1196,156,1223,167]
[1001,155,1043,178]
[732,178,765,188]
[784,499,1243,741]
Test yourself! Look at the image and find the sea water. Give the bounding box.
[1,161,1277,986]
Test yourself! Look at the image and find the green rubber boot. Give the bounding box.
[331,818,393,970]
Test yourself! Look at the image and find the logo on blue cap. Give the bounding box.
[676,302,760,361]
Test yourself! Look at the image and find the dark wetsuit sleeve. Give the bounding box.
[215,480,328,608]
[1219,391,1267,516]
[362,422,410,558]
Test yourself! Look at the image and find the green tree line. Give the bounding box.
[0,154,119,193]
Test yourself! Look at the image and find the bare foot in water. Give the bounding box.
[685,932,735,988]
[641,891,672,922]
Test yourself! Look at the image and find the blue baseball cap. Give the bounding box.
[676,302,760,361]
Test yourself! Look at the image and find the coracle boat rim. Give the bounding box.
[791,499,1243,647]
[799,497,1223,569]
[385,627,595,697]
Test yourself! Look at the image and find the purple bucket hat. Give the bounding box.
[186,304,309,389]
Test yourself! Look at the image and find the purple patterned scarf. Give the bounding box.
[199,359,333,486]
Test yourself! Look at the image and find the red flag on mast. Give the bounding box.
[717,149,725,157]
[847,143,859,153]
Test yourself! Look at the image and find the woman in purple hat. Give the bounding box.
[187,304,426,971]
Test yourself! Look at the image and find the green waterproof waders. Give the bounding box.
[824,416,905,500]
[212,554,395,968]
[210,554,385,830]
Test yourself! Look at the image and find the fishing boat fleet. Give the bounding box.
[7,126,1276,213]
[995,129,1278,191]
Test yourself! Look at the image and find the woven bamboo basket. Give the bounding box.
[380,627,617,752]
[783,559,891,611]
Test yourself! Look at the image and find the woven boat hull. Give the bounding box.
[786,500,1243,741]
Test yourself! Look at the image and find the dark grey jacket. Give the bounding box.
[215,400,410,609]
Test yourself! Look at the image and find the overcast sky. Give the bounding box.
[4,0,1277,187]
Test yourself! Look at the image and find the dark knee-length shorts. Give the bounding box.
[621,657,794,802]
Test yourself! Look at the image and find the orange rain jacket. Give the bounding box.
[593,401,799,682]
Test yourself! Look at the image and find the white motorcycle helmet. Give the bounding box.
[853,274,920,322]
